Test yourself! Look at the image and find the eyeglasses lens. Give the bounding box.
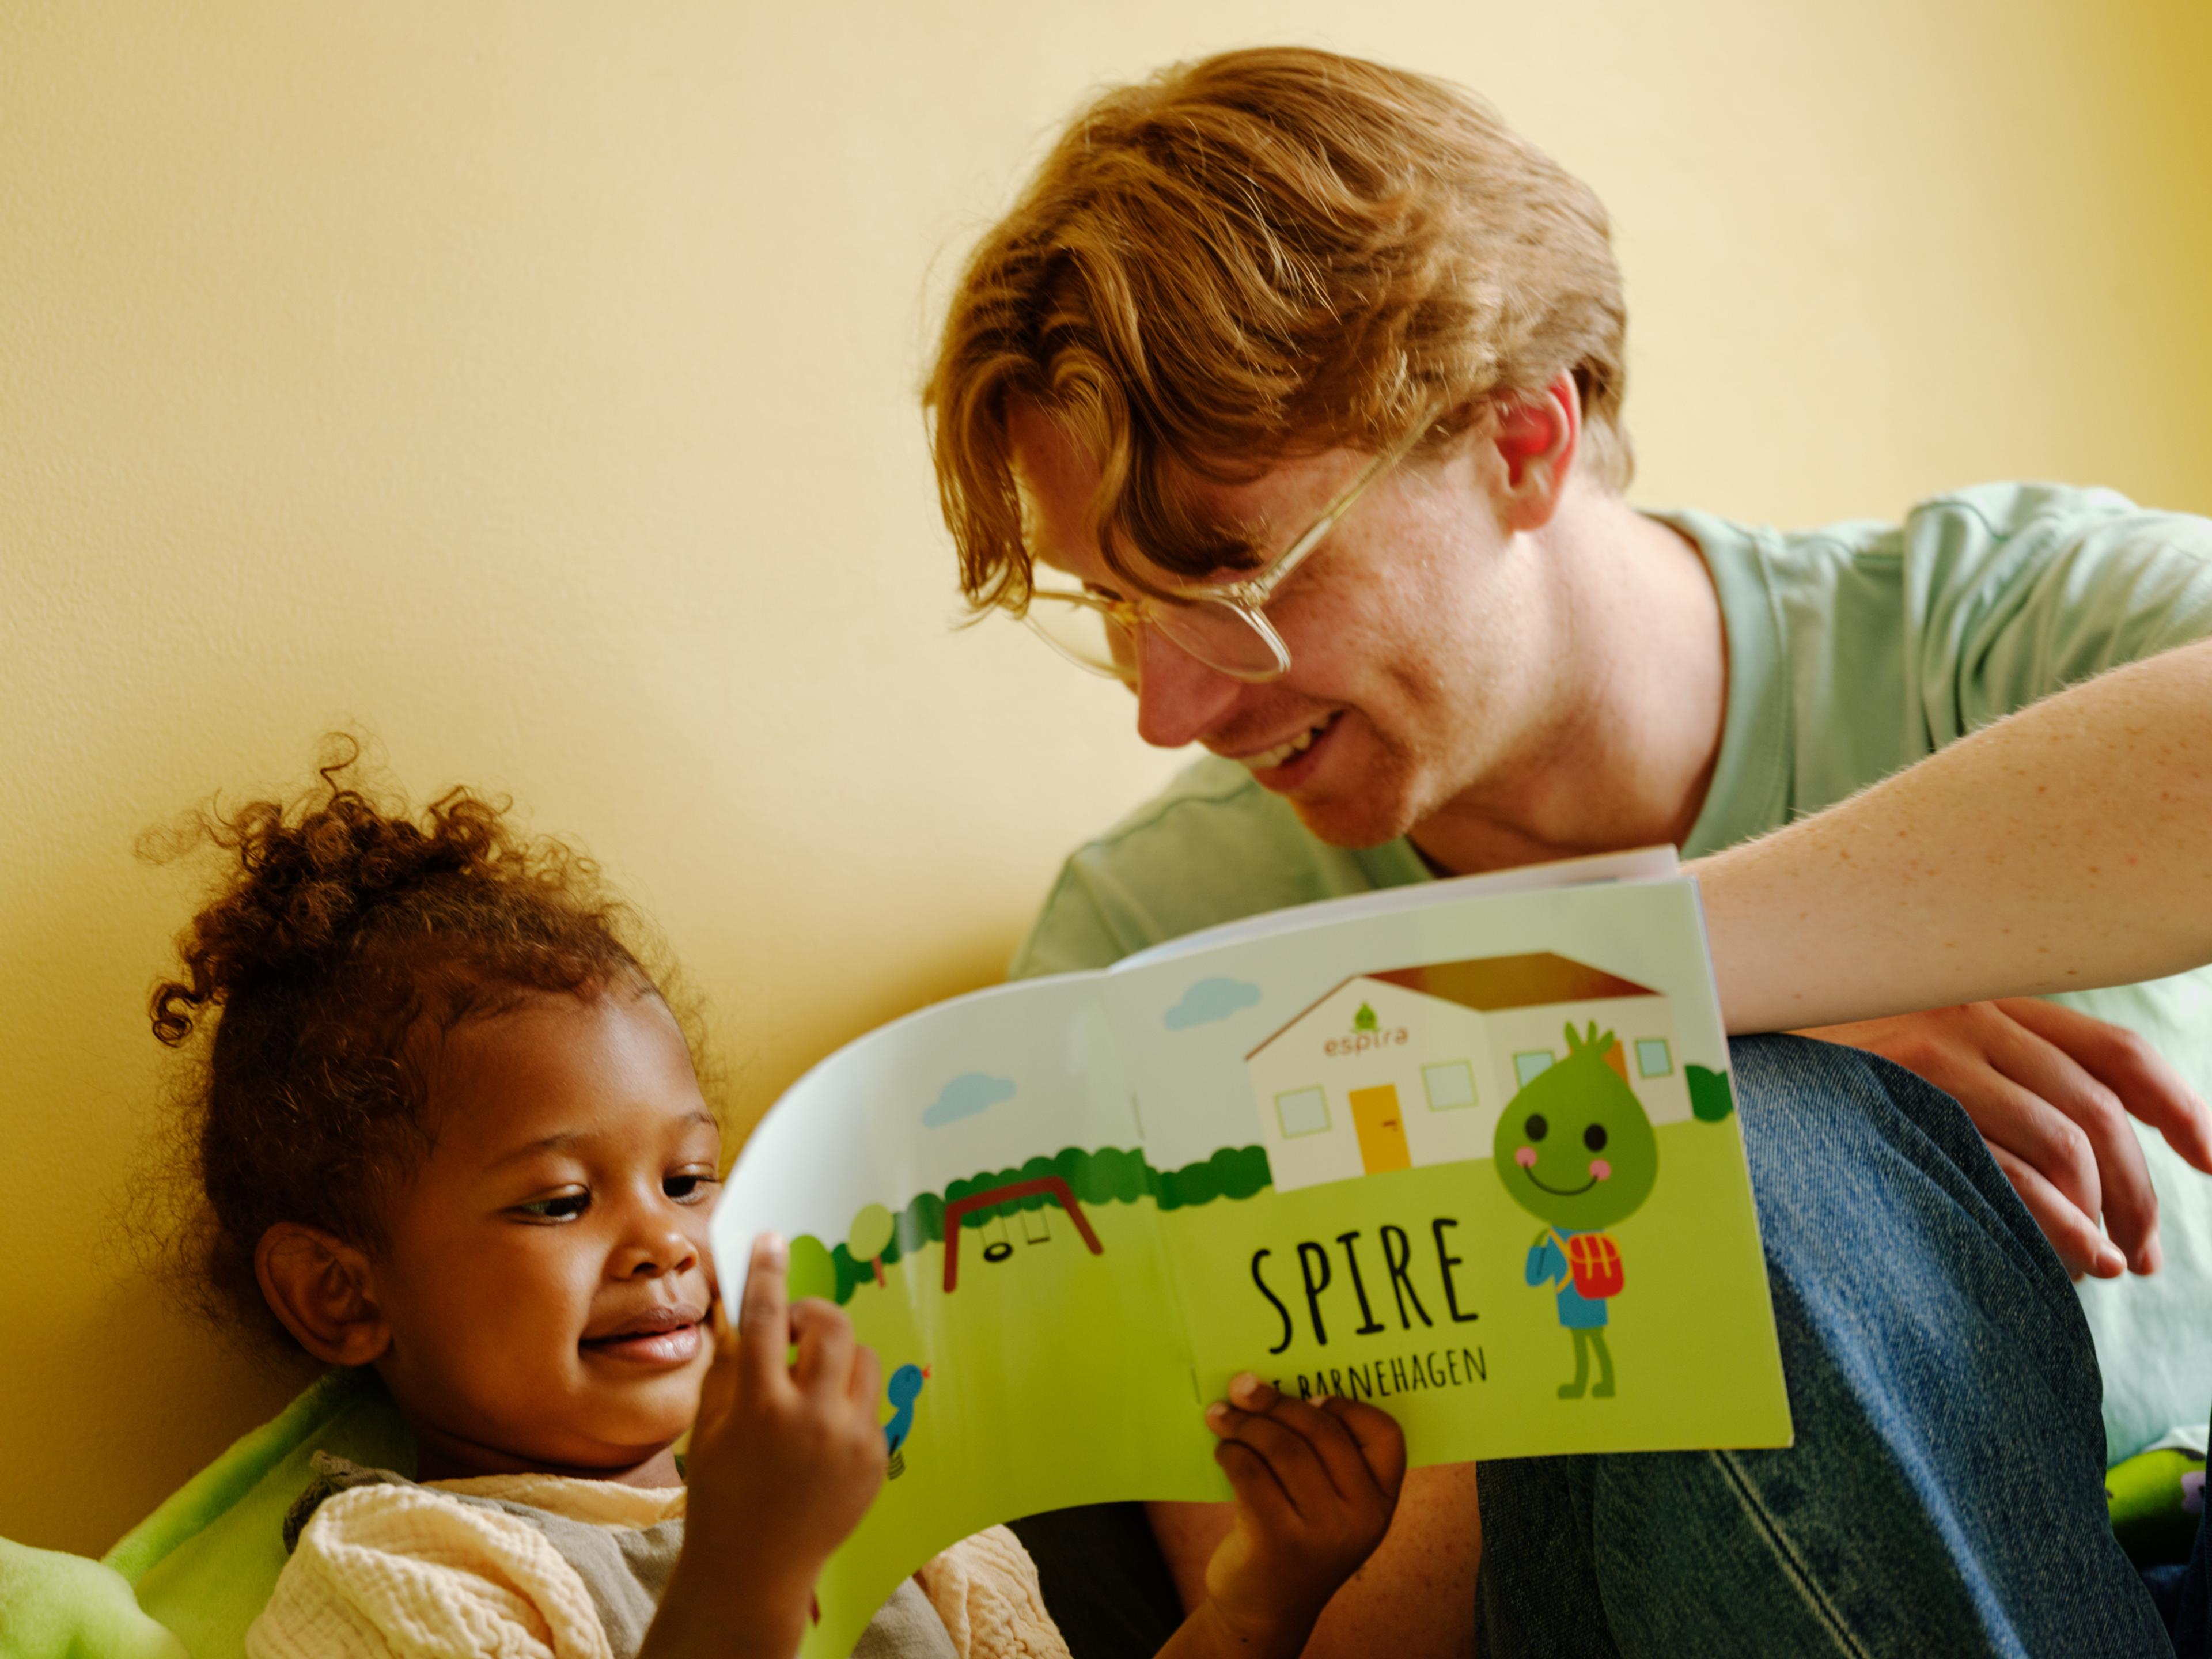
[1150,599,1287,680]
[1026,593,1285,683]
[1026,598,1137,681]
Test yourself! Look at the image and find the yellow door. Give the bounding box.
[1349,1084,1412,1175]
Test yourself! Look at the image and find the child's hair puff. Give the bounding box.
[147,734,704,1350]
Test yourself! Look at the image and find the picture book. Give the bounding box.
[710,849,1790,1655]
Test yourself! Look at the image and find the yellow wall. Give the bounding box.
[2,1,2207,1556]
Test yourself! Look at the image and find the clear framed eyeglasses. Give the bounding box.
[1021,416,1433,685]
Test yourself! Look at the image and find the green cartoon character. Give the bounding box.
[1493,1022,1660,1399]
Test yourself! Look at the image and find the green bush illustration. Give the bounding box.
[1154,1144,1271,1210]
[791,1143,1274,1305]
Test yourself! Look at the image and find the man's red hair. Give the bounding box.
[925,46,1632,611]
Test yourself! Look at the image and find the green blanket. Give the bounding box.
[0,1542,187,1659]
[0,1370,410,1659]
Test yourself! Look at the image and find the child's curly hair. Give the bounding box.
[148,736,702,1351]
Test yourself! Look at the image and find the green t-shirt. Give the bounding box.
[1010,482,2212,1465]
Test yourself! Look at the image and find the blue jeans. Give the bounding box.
[1476,1035,2173,1656]
[2143,1472,2211,1654]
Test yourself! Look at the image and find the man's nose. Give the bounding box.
[1132,626,1241,749]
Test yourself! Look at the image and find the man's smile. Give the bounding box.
[1228,711,1339,770]
[1222,710,1345,783]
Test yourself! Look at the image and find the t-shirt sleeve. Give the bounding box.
[1911,484,2212,742]
[1008,858,1143,981]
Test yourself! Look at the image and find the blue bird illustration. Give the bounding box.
[883,1364,929,1475]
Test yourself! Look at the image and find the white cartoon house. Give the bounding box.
[1245,953,1691,1194]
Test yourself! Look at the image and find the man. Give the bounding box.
[925,45,2212,1656]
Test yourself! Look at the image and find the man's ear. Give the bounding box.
[255,1222,392,1368]
[1490,372,1582,532]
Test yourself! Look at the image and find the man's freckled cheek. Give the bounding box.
[1319,583,1402,680]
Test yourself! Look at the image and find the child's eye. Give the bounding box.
[665,1172,721,1205]
[513,1190,590,1223]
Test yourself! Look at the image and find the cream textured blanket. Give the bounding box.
[246,1462,1067,1659]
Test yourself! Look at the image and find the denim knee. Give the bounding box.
[1478,1036,2167,1658]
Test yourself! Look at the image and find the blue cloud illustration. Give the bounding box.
[923,1071,1017,1128]
[1164,976,1262,1031]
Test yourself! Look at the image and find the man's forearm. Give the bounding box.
[1695,638,2212,1033]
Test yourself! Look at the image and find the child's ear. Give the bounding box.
[255,1223,392,1367]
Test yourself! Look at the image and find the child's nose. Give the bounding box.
[616,1219,699,1278]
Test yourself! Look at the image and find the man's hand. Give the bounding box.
[645,1233,886,1659]
[1160,1374,1407,1659]
[1797,999,2212,1280]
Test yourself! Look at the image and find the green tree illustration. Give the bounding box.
[847,1202,895,1286]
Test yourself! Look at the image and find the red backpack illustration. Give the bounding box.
[1554,1229,1626,1299]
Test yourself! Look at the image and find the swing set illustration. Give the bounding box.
[941,1175,1104,1291]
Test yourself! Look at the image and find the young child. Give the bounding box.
[151,750,1407,1659]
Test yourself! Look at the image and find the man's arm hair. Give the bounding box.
[1697,638,2212,1033]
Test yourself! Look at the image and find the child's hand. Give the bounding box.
[1178,1374,1407,1659]
[645,1233,885,1659]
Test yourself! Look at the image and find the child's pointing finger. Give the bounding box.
[736,1232,793,1394]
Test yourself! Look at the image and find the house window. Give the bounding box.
[1276,1086,1331,1138]
[1513,1050,1555,1086]
[1422,1060,1478,1111]
[1635,1038,1674,1078]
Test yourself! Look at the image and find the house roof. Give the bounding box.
[1369,953,1657,1013]
[1246,952,1658,1060]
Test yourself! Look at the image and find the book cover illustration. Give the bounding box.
[713,855,1789,1656]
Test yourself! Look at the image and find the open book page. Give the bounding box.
[1101,869,1790,1466]
[714,974,1218,1658]
[714,855,1789,1653]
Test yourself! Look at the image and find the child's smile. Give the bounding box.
[581,1299,710,1367]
